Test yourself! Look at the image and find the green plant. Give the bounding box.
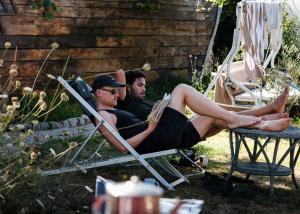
[42,95,83,121]
[205,0,228,7]
[277,11,300,81]
[32,0,63,20]
[213,0,240,61]
[134,0,159,11]
[146,74,190,102]
[263,11,300,115]
[188,53,215,94]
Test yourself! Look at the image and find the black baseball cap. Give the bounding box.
[92,75,125,93]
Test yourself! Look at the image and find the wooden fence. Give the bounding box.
[0,0,216,87]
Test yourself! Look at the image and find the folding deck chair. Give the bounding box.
[41,76,204,190]
[205,0,283,109]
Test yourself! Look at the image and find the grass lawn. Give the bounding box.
[2,130,299,213]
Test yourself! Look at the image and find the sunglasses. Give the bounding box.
[101,88,119,95]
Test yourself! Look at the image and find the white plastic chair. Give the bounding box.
[205,0,282,109]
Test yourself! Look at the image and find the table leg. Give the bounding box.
[292,173,299,189]
[290,139,300,189]
[270,174,275,195]
[245,174,250,180]
[225,167,234,184]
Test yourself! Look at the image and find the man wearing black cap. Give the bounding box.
[92,69,127,105]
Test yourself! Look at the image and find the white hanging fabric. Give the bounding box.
[240,0,281,82]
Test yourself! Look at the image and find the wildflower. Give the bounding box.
[62,131,70,136]
[69,141,78,148]
[27,129,34,135]
[4,42,11,49]
[37,98,43,105]
[5,170,12,177]
[60,92,69,101]
[10,64,17,70]
[51,42,59,49]
[39,91,46,98]
[39,101,47,111]
[31,120,38,126]
[32,91,38,97]
[45,135,51,141]
[16,124,25,131]
[46,74,56,80]
[9,69,18,77]
[142,63,151,72]
[15,80,21,89]
[30,151,38,160]
[22,87,33,96]
[6,105,16,113]
[11,97,20,108]
[49,148,56,156]
[12,102,20,108]
[11,97,18,102]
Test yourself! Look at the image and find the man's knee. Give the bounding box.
[172,84,189,95]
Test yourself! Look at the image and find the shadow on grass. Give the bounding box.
[2,135,299,214]
[2,156,299,214]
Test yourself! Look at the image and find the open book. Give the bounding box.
[149,93,171,122]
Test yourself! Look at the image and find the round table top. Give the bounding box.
[231,126,300,139]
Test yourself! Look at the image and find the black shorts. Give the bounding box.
[135,107,202,153]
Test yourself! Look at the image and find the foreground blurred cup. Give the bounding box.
[93,176,163,214]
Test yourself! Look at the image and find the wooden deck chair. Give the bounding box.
[41,76,204,190]
[205,0,282,109]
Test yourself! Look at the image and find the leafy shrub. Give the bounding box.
[146,73,190,102]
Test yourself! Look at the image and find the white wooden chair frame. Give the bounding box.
[205,0,282,108]
[42,76,204,190]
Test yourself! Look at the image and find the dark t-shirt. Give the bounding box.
[117,96,153,121]
[104,109,148,139]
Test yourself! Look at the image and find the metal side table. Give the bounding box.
[226,126,300,194]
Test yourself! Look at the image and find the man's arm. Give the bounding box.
[112,69,126,100]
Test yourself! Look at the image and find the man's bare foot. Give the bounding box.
[256,118,291,132]
[228,114,261,129]
[261,112,289,121]
[269,86,289,113]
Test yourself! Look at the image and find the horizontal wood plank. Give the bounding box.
[0,0,216,88]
